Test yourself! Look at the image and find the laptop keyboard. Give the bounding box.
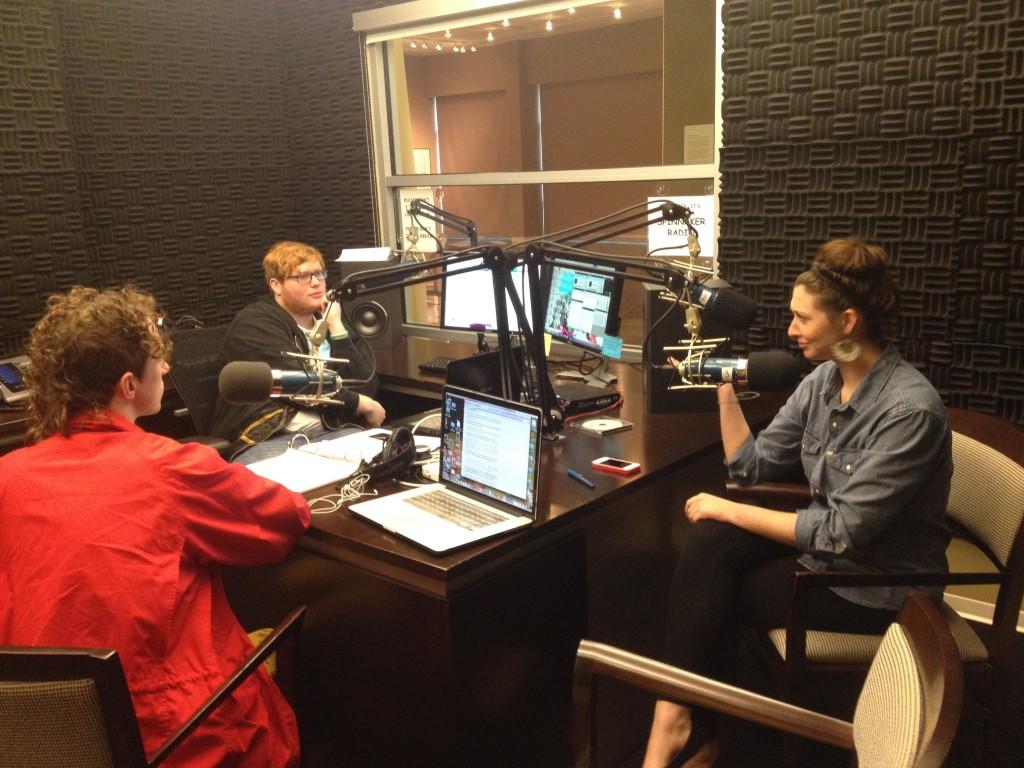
[406,489,507,531]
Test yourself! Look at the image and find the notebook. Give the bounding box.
[349,385,543,553]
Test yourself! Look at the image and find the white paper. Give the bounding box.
[246,449,359,494]
[647,194,717,274]
[245,429,442,494]
[683,123,715,164]
[337,247,392,262]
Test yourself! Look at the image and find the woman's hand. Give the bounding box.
[684,492,737,524]
[685,492,800,546]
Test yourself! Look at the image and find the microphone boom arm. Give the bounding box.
[328,201,700,434]
[408,199,479,248]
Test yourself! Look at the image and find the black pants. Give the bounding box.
[663,520,896,681]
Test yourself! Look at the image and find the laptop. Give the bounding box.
[349,385,543,553]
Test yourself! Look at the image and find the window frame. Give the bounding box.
[354,0,725,353]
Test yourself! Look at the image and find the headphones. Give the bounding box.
[361,426,416,483]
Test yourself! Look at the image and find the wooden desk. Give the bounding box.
[222,341,787,767]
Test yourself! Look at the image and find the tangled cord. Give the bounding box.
[307,473,376,514]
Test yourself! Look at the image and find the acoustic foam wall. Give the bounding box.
[57,0,298,326]
[0,0,385,357]
[281,0,384,261]
[0,1,92,356]
[718,0,1024,423]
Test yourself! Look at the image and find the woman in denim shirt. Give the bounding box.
[644,238,952,768]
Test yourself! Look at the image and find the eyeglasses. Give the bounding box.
[285,269,328,285]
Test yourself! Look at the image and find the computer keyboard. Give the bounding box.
[406,489,506,531]
[418,355,455,375]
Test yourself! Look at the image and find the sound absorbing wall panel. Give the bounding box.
[718,0,1024,424]
[0,0,385,358]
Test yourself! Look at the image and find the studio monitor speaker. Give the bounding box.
[642,284,717,413]
[338,254,404,350]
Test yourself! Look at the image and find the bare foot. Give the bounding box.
[642,700,692,768]
[682,740,719,768]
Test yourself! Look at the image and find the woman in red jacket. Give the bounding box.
[0,285,312,767]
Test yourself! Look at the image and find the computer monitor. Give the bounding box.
[440,258,534,334]
[541,262,623,355]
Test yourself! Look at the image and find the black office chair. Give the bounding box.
[168,325,231,455]
[0,605,306,768]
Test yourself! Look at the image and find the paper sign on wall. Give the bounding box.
[647,195,716,275]
[398,187,439,255]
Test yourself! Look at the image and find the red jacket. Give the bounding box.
[0,410,311,767]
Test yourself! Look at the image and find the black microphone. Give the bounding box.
[676,350,800,390]
[688,280,758,330]
[218,361,340,404]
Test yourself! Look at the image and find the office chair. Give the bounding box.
[573,592,963,768]
[0,605,305,768]
[724,406,1024,765]
[168,325,231,455]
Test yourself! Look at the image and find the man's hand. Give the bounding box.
[356,394,386,428]
[323,299,346,337]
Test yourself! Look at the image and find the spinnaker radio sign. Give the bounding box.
[647,196,715,275]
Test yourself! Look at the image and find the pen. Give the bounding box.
[567,467,595,489]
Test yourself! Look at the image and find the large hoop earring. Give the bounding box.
[831,337,862,363]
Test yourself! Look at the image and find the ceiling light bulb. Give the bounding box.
[545,19,553,31]
[470,46,477,52]
[435,43,442,51]
[568,6,576,13]
[486,30,494,41]
[613,7,622,19]
[444,29,451,38]
[502,18,510,27]
[410,41,417,48]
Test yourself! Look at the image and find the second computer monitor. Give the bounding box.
[441,258,533,334]
[542,262,623,355]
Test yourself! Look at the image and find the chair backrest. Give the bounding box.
[947,428,1024,569]
[169,326,228,436]
[853,593,964,768]
[0,647,148,768]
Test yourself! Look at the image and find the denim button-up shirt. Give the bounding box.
[727,346,952,610]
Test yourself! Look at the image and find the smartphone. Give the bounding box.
[0,356,31,406]
[591,456,641,476]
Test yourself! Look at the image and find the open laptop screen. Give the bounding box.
[440,386,541,515]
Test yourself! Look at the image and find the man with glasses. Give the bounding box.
[211,241,386,462]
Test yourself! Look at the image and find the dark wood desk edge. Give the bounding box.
[295,424,739,601]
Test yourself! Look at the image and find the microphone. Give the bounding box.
[688,280,758,330]
[218,361,340,404]
[676,350,800,391]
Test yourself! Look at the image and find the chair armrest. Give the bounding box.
[789,570,1005,592]
[782,570,1004,678]
[573,640,853,767]
[150,605,307,768]
[724,481,812,508]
